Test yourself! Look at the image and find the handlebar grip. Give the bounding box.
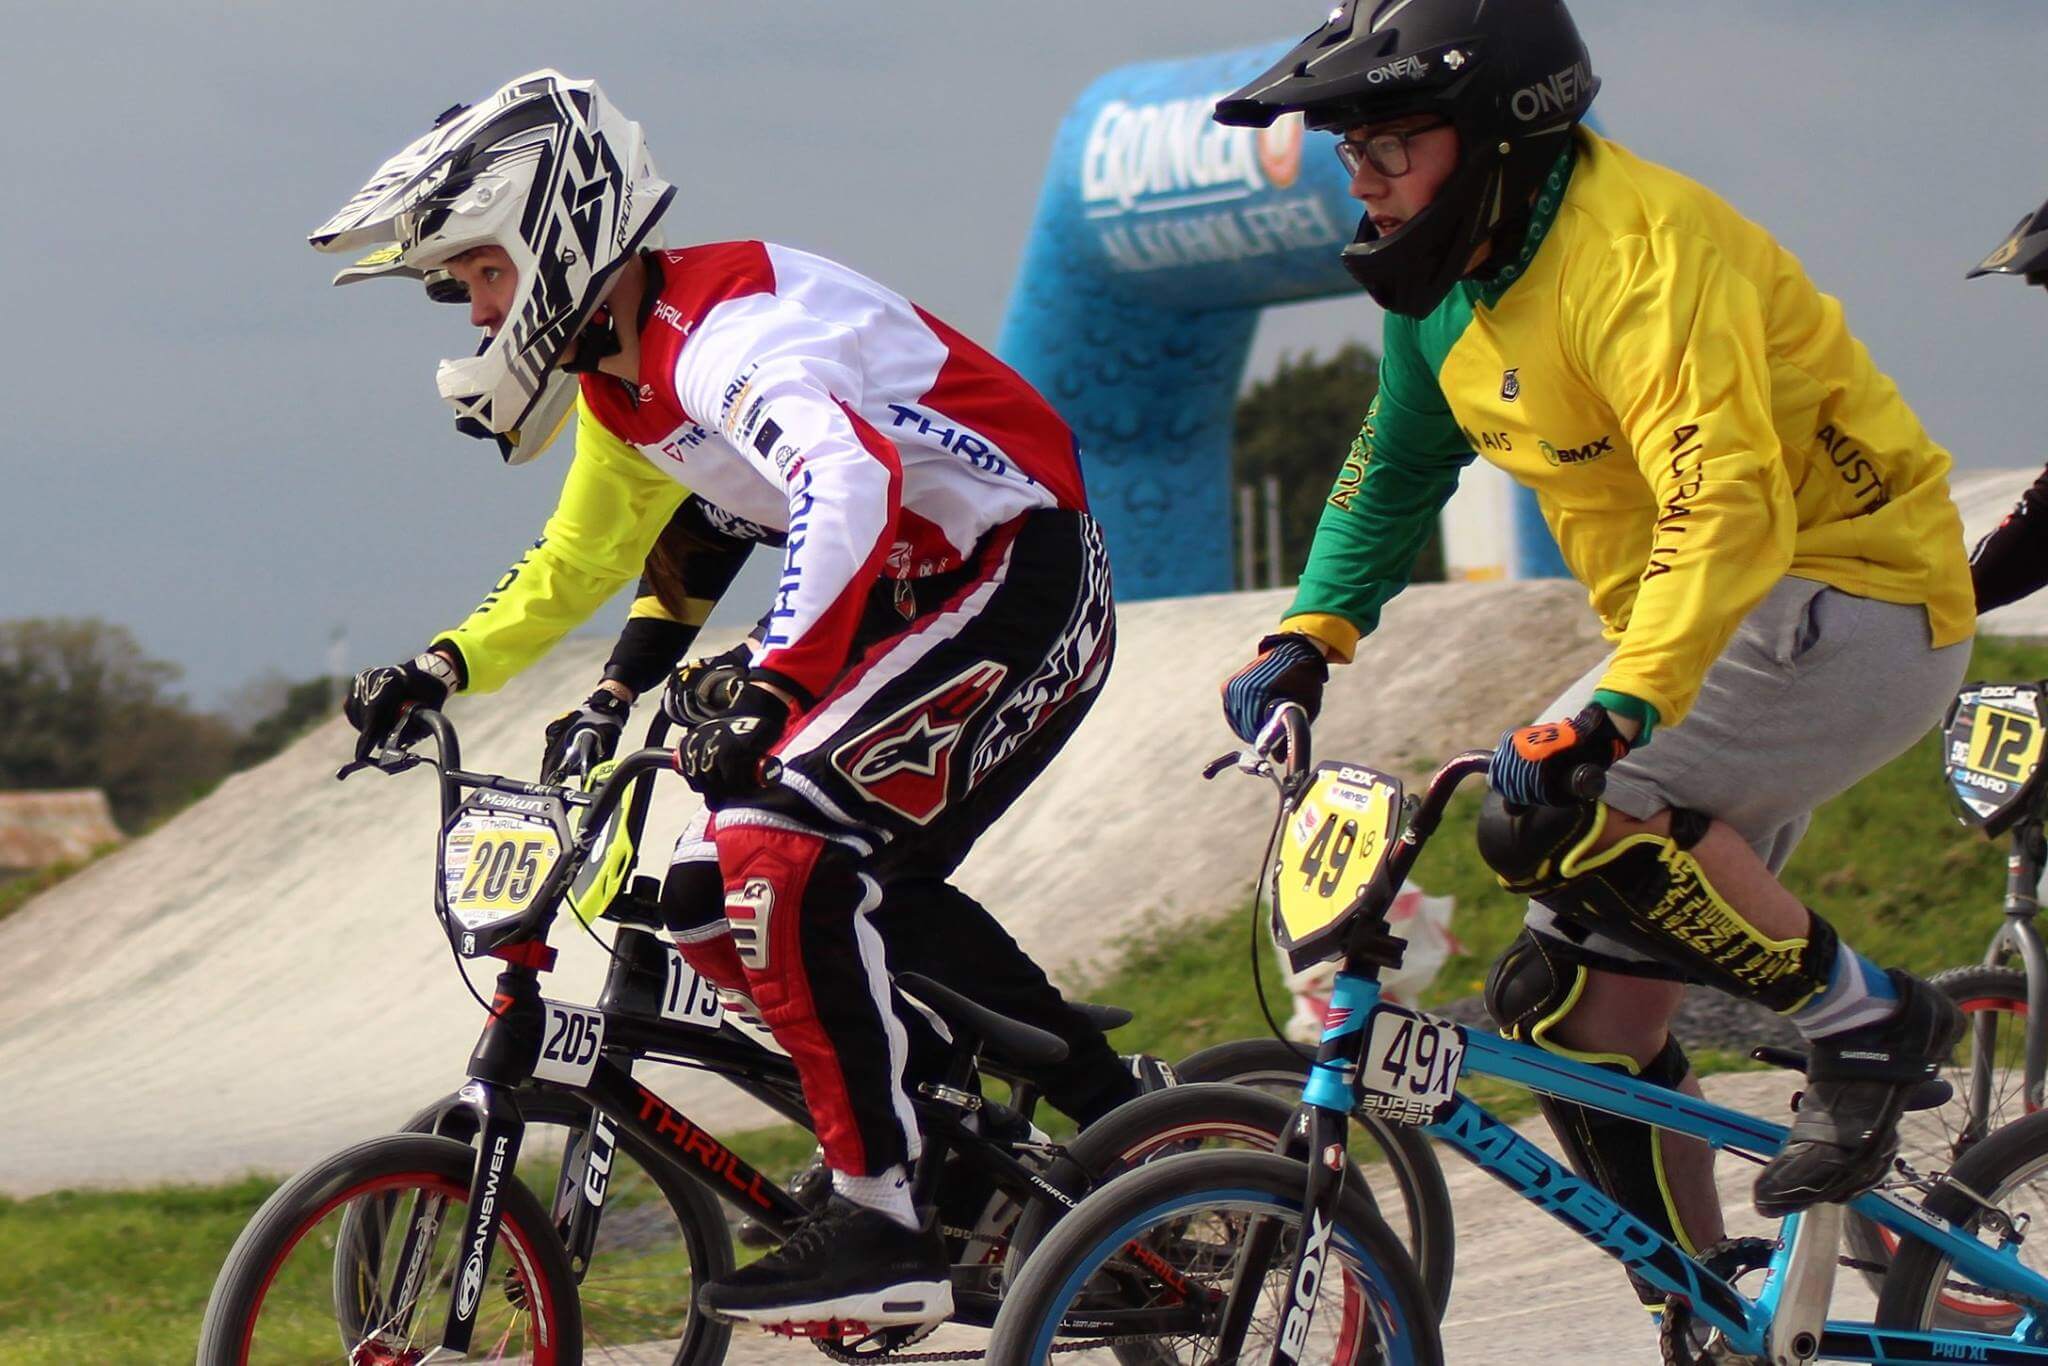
[1568,763,1608,802]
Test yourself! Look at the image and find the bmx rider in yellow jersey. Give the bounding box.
[1217,0,1975,1295]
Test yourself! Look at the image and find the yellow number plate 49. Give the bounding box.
[442,812,563,929]
[1271,763,1402,968]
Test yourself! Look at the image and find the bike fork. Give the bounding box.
[436,1080,528,1357]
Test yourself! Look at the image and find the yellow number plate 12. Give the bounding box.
[1270,763,1403,972]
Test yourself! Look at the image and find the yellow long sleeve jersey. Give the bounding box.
[1281,129,1974,729]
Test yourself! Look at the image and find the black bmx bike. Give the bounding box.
[194,708,1451,1363]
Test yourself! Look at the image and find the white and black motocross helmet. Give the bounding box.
[309,71,675,464]
[1216,0,1598,318]
[1969,195,2048,290]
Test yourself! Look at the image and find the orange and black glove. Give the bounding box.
[1490,702,1628,807]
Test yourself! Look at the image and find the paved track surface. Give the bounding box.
[1,578,1614,1195]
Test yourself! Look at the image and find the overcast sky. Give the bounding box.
[4,2,2044,707]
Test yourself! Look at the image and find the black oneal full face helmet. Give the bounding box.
[1969,195,2048,289]
[1216,0,1599,318]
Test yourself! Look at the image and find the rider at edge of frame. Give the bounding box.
[1217,0,1974,1313]
[311,70,1135,1333]
[1962,192,2048,614]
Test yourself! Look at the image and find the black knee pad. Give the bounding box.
[1487,930,1709,1294]
[1475,791,1602,891]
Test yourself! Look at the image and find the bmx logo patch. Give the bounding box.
[833,661,1009,824]
[726,877,775,970]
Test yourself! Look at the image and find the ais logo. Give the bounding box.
[1081,98,1304,214]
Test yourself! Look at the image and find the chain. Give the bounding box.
[812,1335,1174,1362]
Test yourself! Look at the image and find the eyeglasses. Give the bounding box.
[1334,122,1449,179]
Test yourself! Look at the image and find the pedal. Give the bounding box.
[761,1317,873,1340]
[1752,1046,1807,1072]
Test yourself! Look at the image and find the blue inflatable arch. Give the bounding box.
[997,40,1568,598]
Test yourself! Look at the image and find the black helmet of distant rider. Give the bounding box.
[308,71,676,464]
[1215,0,1599,319]
[1969,194,2048,289]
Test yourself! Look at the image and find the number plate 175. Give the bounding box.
[1357,1004,1464,1126]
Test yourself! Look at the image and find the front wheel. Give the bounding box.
[197,1132,580,1364]
[1174,1036,1455,1315]
[1872,1107,2048,1337]
[988,1149,1441,1366]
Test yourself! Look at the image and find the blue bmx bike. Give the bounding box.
[987,705,2048,1365]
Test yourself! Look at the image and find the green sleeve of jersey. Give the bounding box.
[1280,314,1474,662]
[437,397,687,694]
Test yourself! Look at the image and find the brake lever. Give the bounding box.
[1201,751,1241,780]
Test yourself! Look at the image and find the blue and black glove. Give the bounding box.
[1490,702,1628,807]
[676,683,788,808]
[540,687,631,782]
[1221,634,1328,743]
[344,650,461,761]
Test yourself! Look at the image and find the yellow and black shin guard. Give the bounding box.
[1484,931,1709,1306]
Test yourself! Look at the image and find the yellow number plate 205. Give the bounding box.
[442,812,563,929]
[1271,763,1402,969]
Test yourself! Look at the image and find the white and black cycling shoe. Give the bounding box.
[697,1196,954,1333]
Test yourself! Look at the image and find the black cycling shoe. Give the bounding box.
[1753,970,1964,1217]
[1124,1052,1180,1097]
[698,1195,954,1331]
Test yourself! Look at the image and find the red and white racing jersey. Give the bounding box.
[438,242,1088,701]
[585,242,1086,700]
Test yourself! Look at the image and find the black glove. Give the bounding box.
[343,651,460,761]
[539,687,631,782]
[662,643,754,728]
[1490,702,1628,807]
[676,683,787,808]
[1220,634,1329,743]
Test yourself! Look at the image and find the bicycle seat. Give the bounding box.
[896,972,1070,1069]
[1749,1046,1955,1112]
[1071,1001,1134,1031]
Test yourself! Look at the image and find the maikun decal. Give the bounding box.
[1081,99,1305,216]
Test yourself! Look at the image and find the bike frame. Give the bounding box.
[1979,816,2048,1119]
[351,708,1088,1353]
[1246,738,2048,1366]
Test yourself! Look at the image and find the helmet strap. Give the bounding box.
[561,307,622,374]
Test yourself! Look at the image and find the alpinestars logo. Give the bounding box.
[834,661,1009,824]
[1500,368,1521,402]
[725,877,775,971]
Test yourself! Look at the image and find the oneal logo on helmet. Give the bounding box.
[1364,54,1428,84]
[1510,59,1594,123]
[1081,98,1303,214]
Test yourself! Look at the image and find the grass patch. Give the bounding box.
[0,842,119,927]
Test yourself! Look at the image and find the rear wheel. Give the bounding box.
[197,1132,579,1364]
[1844,964,2034,1305]
[1173,1036,1455,1315]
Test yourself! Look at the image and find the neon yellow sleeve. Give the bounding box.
[1574,230,1796,726]
[436,396,686,694]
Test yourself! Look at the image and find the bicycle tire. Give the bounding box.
[1174,1036,1456,1315]
[1842,964,2031,1302]
[386,1087,737,1366]
[197,1132,581,1365]
[1873,1106,2048,1335]
[988,1148,1441,1366]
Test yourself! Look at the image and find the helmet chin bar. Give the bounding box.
[1339,144,1503,318]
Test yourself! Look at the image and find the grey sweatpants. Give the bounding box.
[1524,576,1971,965]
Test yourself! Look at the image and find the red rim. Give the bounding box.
[233,1169,560,1365]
